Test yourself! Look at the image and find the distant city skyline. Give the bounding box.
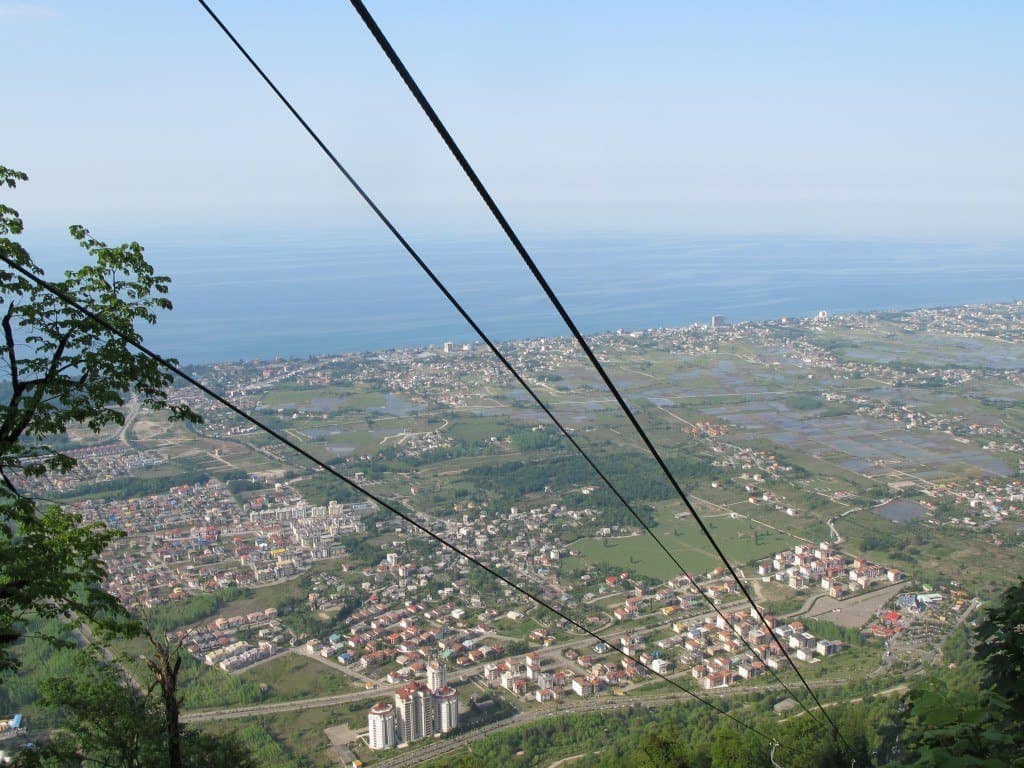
[5,1,1023,243]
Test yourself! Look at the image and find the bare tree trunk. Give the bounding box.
[143,630,185,768]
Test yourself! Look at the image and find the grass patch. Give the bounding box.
[564,509,796,583]
[238,652,358,701]
[447,417,508,445]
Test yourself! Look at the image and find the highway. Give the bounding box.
[374,694,701,768]
[181,685,403,723]
[371,679,858,768]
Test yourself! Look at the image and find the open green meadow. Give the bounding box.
[237,652,358,701]
[563,506,797,583]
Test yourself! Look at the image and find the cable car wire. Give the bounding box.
[191,0,823,725]
[0,251,776,743]
[346,0,848,745]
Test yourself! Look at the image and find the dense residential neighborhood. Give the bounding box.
[5,301,1021,764]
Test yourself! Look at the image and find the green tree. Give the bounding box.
[773,716,841,768]
[974,578,1024,716]
[638,727,692,768]
[901,578,1024,767]
[900,677,1017,767]
[0,166,198,487]
[0,161,252,763]
[13,650,256,768]
[709,727,763,768]
[0,499,121,673]
[0,165,200,673]
[16,652,165,768]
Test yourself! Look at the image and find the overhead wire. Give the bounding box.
[189,0,822,723]
[345,0,848,746]
[0,252,776,743]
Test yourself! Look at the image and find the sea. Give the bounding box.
[33,232,1024,365]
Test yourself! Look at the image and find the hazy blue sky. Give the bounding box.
[5,1,1023,241]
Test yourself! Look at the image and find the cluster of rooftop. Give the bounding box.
[685,616,840,689]
[67,481,368,607]
[757,542,904,598]
[173,607,289,671]
[15,443,166,496]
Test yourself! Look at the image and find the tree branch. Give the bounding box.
[12,329,72,439]
[2,302,19,393]
[0,465,21,496]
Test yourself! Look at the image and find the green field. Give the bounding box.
[563,508,797,583]
[444,419,500,444]
[238,652,358,701]
[199,707,357,768]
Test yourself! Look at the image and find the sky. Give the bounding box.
[4,1,1023,243]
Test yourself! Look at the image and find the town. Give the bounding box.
[6,300,1022,765]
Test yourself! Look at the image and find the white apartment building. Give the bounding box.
[368,702,397,750]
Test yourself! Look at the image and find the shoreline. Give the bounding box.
[178,297,1024,370]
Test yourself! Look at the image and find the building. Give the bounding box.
[571,676,596,697]
[376,673,459,747]
[711,314,726,328]
[368,702,397,750]
[427,659,447,692]
[394,681,432,743]
[433,685,460,734]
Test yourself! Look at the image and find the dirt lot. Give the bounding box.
[799,582,906,629]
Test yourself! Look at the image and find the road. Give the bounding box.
[374,695,695,768]
[118,396,142,448]
[779,682,909,722]
[371,678,859,768]
[547,754,586,768]
[826,505,862,545]
[374,674,897,768]
[181,686,399,723]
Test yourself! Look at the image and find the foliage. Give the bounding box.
[17,652,167,768]
[0,165,199,487]
[973,577,1024,716]
[143,587,252,634]
[428,708,639,768]
[273,594,333,638]
[12,652,257,768]
[0,165,199,674]
[784,394,823,411]
[64,470,211,501]
[461,448,718,529]
[939,623,973,666]
[508,426,563,452]
[425,695,896,768]
[0,497,123,675]
[899,577,1024,766]
[176,652,263,710]
[226,724,303,768]
[900,679,1019,767]
[0,617,79,725]
[292,471,363,505]
[801,617,866,647]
